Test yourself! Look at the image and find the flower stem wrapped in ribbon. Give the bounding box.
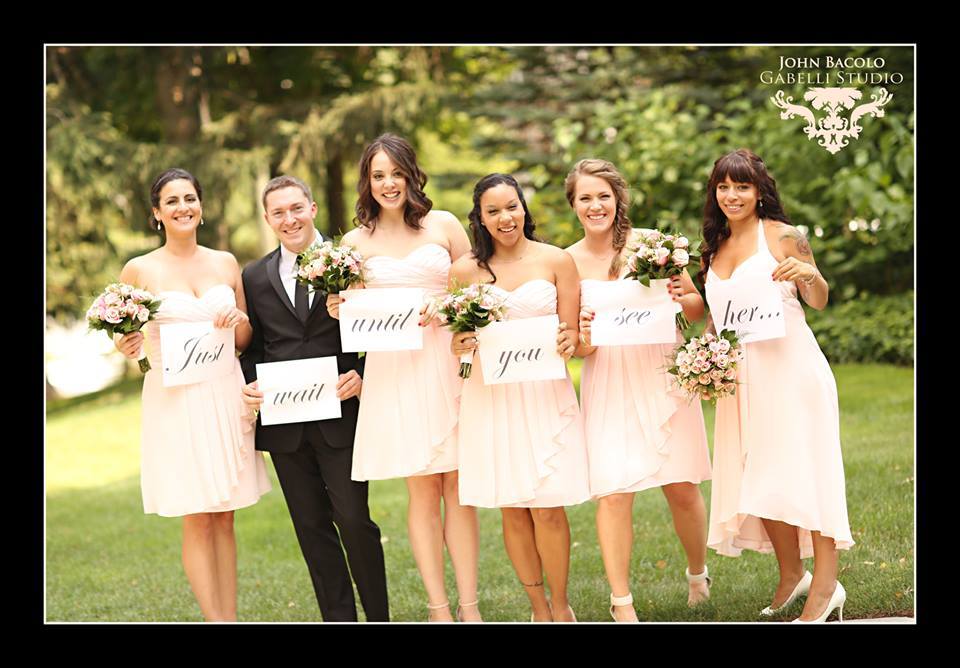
[294,241,364,295]
[437,282,508,379]
[624,228,700,331]
[666,329,744,406]
[86,283,162,373]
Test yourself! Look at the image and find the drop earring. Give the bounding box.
[157,220,163,231]
[200,217,205,226]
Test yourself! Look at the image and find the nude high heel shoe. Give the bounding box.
[791,581,846,623]
[609,592,637,622]
[456,599,481,622]
[426,600,451,622]
[685,565,712,607]
[761,570,812,616]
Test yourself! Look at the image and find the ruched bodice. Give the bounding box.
[579,279,710,497]
[704,220,852,557]
[139,283,270,517]
[362,243,451,299]
[487,279,557,320]
[351,243,463,481]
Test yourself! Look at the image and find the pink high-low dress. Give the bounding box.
[580,279,711,498]
[705,220,854,558]
[457,279,591,508]
[140,284,271,517]
[351,243,462,481]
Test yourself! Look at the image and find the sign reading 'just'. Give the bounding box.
[476,314,567,386]
[159,321,235,387]
[706,276,786,344]
[256,356,342,426]
[588,279,681,346]
[338,287,425,353]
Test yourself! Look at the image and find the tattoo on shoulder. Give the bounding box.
[779,228,812,256]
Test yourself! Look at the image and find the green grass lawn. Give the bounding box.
[45,363,913,622]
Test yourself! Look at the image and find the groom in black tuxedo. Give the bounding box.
[240,175,388,622]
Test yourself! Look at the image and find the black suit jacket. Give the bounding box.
[240,243,364,453]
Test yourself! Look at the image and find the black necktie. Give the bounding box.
[294,280,309,323]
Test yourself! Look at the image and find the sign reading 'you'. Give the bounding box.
[476,314,567,385]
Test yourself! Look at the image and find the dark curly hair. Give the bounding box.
[699,149,790,286]
[148,168,202,235]
[354,133,432,232]
[466,173,538,284]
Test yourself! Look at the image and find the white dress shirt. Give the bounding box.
[278,230,322,309]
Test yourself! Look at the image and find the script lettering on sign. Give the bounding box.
[257,356,342,425]
[476,314,566,385]
[588,279,680,346]
[159,321,235,387]
[705,276,786,343]
[339,287,425,352]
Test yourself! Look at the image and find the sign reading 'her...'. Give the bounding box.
[589,279,681,346]
[338,287,425,353]
[476,314,567,385]
[706,276,786,343]
[256,356,341,426]
[159,321,235,387]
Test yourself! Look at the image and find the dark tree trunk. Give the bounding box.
[154,47,199,144]
[324,153,346,238]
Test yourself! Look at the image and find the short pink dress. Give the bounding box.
[140,284,271,517]
[351,243,462,481]
[705,221,854,558]
[580,279,711,498]
[457,279,591,508]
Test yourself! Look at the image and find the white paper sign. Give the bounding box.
[159,321,236,387]
[256,357,342,426]
[476,314,566,385]
[589,279,681,346]
[338,287,424,352]
[706,276,786,343]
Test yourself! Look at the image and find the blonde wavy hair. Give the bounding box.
[564,158,633,278]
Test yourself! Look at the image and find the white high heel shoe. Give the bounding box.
[761,570,812,616]
[792,581,846,623]
[685,565,712,607]
[609,592,636,622]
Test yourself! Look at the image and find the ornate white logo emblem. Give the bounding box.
[771,87,893,154]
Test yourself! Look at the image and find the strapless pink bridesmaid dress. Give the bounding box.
[457,279,591,508]
[705,220,854,558]
[579,279,711,498]
[351,244,463,481]
[140,284,271,517]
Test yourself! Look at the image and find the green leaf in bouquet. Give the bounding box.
[639,275,651,288]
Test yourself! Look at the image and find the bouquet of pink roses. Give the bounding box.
[666,329,744,406]
[625,228,698,331]
[86,282,162,373]
[295,241,364,294]
[437,282,508,379]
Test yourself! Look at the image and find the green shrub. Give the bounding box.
[805,292,913,365]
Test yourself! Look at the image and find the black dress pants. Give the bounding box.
[270,422,389,621]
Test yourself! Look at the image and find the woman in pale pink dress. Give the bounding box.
[450,173,589,622]
[326,134,480,622]
[701,149,853,622]
[564,159,712,622]
[114,168,271,621]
